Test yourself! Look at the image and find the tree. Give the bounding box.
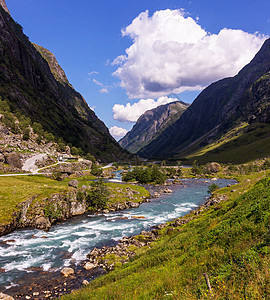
[91,163,102,176]
[208,183,219,194]
[86,180,109,209]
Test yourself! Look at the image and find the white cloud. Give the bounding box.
[113,9,267,98]
[109,126,128,140]
[93,79,103,86]
[100,88,109,93]
[113,96,178,123]
[88,71,98,76]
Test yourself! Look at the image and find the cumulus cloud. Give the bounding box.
[113,96,178,123]
[113,9,266,98]
[109,126,128,140]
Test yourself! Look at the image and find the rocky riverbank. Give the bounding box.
[0,180,149,237]
[0,187,228,300]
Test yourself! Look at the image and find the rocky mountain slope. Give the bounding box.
[137,38,270,163]
[0,2,130,162]
[119,101,189,153]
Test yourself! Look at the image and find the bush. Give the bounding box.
[208,183,220,194]
[91,163,102,176]
[122,166,167,185]
[22,127,30,140]
[86,180,109,209]
[52,171,64,181]
[85,153,96,163]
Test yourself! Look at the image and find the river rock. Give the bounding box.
[68,180,79,188]
[34,216,51,230]
[82,280,90,286]
[163,188,172,193]
[60,267,75,277]
[126,201,139,208]
[0,293,14,300]
[84,262,96,270]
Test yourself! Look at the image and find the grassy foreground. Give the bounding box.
[63,170,270,299]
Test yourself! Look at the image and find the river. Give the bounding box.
[0,177,235,292]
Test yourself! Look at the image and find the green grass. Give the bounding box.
[0,175,68,224]
[0,173,149,226]
[182,123,270,164]
[62,170,270,300]
[106,182,150,205]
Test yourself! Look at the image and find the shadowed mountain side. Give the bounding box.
[0,3,131,161]
[137,38,270,161]
[119,101,189,153]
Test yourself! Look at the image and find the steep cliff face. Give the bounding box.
[119,101,188,153]
[137,39,270,161]
[0,2,130,161]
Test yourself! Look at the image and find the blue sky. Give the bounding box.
[6,0,270,139]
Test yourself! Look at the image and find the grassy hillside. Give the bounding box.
[182,122,270,164]
[63,170,270,299]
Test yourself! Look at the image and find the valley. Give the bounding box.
[0,0,269,299]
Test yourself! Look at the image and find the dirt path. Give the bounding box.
[22,153,47,173]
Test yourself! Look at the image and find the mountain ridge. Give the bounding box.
[137,38,270,162]
[0,3,130,161]
[119,101,189,153]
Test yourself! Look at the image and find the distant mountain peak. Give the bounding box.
[119,101,189,153]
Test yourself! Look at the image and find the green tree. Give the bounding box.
[86,180,109,209]
[91,163,102,176]
[208,183,219,194]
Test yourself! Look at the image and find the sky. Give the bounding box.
[6,0,270,140]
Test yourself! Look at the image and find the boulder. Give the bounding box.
[68,180,79,188]
[204,162,221,174]
[0,293,14,300]
[4,152,22,168]
[34,216,51,230]
[0,153,5,163]
[84,262,96,270]
[60,267,75,277]
[163,188,172,193]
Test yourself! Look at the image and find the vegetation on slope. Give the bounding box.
[0,5,130,161]
[182,122,270,164]
[63,167,270,299]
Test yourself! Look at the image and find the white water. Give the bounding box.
[0,178,235,288]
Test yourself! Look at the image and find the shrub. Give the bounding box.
[91,163,102,176]
[86,180,109,209]
[208,183,220,194]
[22,127,30,140]
[52,171,64,181]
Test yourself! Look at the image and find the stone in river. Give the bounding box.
[131,215,146,219]
[60,267,75,277]
[0,293,15,300]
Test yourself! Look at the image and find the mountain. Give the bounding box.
[119,101,189,153]
[137,38,270,163]
[0,2,130,162]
